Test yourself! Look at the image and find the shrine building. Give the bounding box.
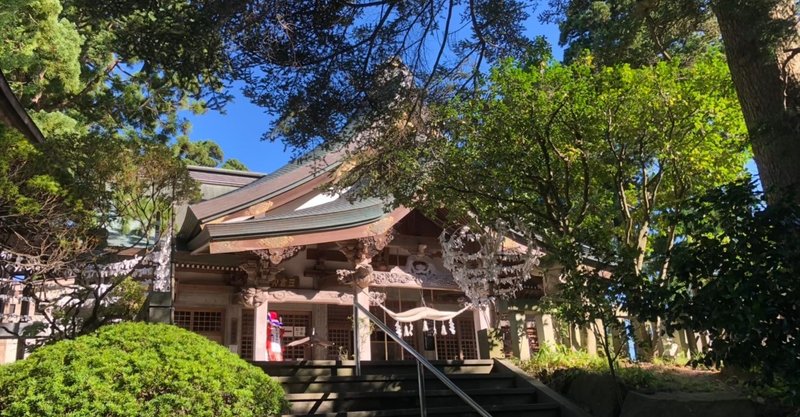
[169,148,559,363]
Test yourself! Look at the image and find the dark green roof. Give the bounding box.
[203,195,390,240]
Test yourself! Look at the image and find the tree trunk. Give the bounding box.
[713,0,800,204]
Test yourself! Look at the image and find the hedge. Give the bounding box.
[0,322,286,417]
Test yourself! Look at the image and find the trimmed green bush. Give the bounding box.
[0,322,286,417]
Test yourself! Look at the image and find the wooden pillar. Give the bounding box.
[253,299,269,361]
[336,234,394,362]
[312,304,328,360]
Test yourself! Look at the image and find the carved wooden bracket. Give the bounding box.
[253,246,304,267]
[368,291,387,306]
[336,230,394,265]
[235,287,268,308]
[337,263,374,289]
[238,260,259,282]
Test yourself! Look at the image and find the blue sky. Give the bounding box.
[184,13,564,174]
[181,14,759,179]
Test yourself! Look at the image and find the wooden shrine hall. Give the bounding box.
[171,149,556,363]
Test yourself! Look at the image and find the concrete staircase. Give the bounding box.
[254,359,582,417]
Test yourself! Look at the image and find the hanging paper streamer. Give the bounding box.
[395,322,403,336]
[440,322,447,336]
[406,323,413,337]
[423,320,429,332]
[448,319,456,334]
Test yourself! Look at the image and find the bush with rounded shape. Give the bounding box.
[0,322,286,417]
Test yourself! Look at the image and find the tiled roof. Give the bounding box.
[204,194,391,240]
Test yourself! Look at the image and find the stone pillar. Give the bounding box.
[148,291,173,324]
[509,311,529,360]
[473,304,493,359]
[312,304,329,360]
[583,322,597,356]
[570,323,584,350]
[225,304,243,351]
[354,283,372,361]
[535,313,556,349]
[253,299,269,361]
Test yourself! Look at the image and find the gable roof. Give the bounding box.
[179,147,411,254]
[180,147,350,237]
[188,165,265,188]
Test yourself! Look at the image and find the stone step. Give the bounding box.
[274,373,518,393]
[285,388,540,414]
[256,360,495,377]
[281,402,561,417]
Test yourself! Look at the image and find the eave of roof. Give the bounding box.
[187,193,398,252]
[188,165,265,188]
[206,196,388,239]
[0,70,45,144]
[202,205,410,254]
[181,147,348,238]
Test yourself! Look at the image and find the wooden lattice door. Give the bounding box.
[435,317,478,360]
[370,300,418,360]
[278,311,312,360]
[174,309,224,344]
[327,305,353,360]
[240,309,255,360]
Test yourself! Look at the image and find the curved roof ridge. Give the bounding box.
[203,199,391,240]
[259,194,389,221]
[188,146,348,222]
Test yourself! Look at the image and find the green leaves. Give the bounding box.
[351,46,749,374]
[0,323,287,417]
[171,136,248,171]
[424,50,747,247]
[0,0,83,106]
[667,180,799,394]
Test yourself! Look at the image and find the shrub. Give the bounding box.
[0,322,286,417]
[520,344,607,377]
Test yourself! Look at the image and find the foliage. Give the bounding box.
[543,0,800,204]
[521,345,731,394]
[544,0,796,68]
[542,0,720,66]
[0,0,539,153]
[520,343,607,376]
[227,0,535,152]
[0,322,286,417]
[339,47,748,402]
[221,158,249,171]
[0,0,209,249]
[172,137,248,171]
[665,179,800,397]
[0,0,214,345]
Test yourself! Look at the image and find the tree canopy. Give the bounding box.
[338,48,750,387]
[172,137,248,171]
[544,0,800,203]
[667,179,799,392]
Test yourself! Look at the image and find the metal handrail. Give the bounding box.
[353,301,492,417]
